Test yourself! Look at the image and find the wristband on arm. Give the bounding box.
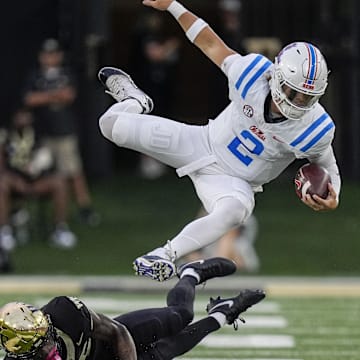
[167,1,187,19]
[167,1,209,43]
[185,18,208,42]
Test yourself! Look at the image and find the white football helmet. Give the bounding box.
[270,42,328,120]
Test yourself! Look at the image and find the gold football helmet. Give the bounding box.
[0,302,50,358]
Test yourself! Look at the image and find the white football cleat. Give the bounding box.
[133,255,176,282]
[98,67,154,114]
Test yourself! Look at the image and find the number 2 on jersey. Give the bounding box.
[228,130,264,166]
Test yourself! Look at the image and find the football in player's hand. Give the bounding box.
[294,163,331,200]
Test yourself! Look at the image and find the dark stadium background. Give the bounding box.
[3,0,360,179]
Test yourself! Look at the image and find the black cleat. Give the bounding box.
[206,289,265,327]
[178,257,237,284]
[98,67,154,113]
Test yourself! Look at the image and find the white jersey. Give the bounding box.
[208,53,335,188]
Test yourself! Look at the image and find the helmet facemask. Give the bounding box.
[270,42,328,120]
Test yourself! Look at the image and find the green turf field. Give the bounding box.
[9,170,360,276]
[0,291,359,360]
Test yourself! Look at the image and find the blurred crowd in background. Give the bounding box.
[0,0,359,272]
[0,38,101,271]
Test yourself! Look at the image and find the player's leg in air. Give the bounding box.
[98,68,254,282]
[98,67,154,115]
[154,288,265,359]
[113,257,265,359]
[133,175,255,281]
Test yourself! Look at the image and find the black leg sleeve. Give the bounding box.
[151,317,220,360]
[114,277,196,351]
[166,275,197,308]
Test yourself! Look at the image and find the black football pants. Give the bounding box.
[114,276,220,360]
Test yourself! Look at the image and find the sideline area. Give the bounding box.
[1,275,360,296]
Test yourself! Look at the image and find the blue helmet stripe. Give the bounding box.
[235,55,263,90]
[306,43,316,85]
[299,122,335,152]
[241,60,272,99]
[290,113,329,147]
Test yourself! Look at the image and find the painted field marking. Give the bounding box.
[201,334,295,348]
[35,298,280,314]
[101,313,287,330]
[238,315,287,328]
[2,275,360,297]
[268,283,360,297]
[191,315,287,328]
[34,298,286,329]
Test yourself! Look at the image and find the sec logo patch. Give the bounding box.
[243,104,254,117]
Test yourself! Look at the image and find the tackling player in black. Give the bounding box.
[0,258,265,360]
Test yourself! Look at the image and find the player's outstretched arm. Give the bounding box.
[142,0,237,67]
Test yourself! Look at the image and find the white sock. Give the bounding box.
[179,268,200,283]
[117,98,143,113]
[209,312,227,327]
[148,247,171,260]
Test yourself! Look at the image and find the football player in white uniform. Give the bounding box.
[97,0,341,281]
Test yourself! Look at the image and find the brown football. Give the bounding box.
[294,163,331,199]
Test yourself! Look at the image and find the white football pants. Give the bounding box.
[99,100,255,259]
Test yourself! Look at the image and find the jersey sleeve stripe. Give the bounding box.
[290,113,329,147]
[299,122,335,152]
[241,60,272,99]
[235,54,263,90]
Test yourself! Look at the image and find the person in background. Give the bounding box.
[23,38,100,226]
[0,257,265,360]
[0,108,77,269]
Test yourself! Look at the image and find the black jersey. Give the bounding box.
[42,296,94,360]
[23,67,78,137]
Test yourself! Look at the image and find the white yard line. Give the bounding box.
[200,334,295,348]
[39,298,279,313]
[35,297,287,328]
[2,275,360,296]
